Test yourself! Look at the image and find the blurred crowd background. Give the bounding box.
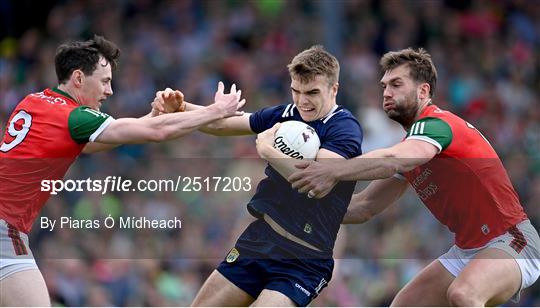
[1,0,540,306]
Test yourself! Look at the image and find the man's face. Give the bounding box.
[291,75,337,122]
[380,64,421,127]
[79,57,113,110]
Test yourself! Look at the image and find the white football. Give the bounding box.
[274,121,320,160]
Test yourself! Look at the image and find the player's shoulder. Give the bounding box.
[19,89,77,110]
[13,90,77,120]
[277,103,297,119]
[253,103,292,117]
[320,105,361,128]
[420,104,463,123]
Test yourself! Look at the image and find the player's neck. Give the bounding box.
[414,98,432,119]
[401,98,433,130]
[320,102,337,119]
[56,84,80,104]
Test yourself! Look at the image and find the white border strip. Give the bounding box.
[89,117,115,142]
[406,135,442,153]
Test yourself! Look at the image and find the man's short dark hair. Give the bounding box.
[55,35,120,84]
[380,47,437,97]
[287,45,340,85]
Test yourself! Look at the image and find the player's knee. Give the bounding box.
[447,283,481,307]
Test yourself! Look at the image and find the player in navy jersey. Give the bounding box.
[171,46,363,306]
[287,48,540,306]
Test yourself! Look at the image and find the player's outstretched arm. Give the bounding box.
[94,82,245,144]
[342,177,409,224]
[82,88,186,153]
[198,113,253,136]
[289,139,438,199]
[154,84,254,136]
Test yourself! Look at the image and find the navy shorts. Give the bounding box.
[217,219,333,306]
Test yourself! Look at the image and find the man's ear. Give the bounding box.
[332,82,339,97]
[72,70,84,88]
[418,82,430,100]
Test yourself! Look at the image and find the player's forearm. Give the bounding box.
[258,145,298,179]
[342,188,391,224]
[184,102,231,135]
[335,149,418,181]
[151,105,226,140]
[342,188,393,224]
[97,107,227,144]
[334,155,398,182]
[203,115,253,136]
[343,178,408,224]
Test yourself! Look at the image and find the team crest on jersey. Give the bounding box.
[304,223,312,234]
[481,224,490,235]
[226,247,240,263]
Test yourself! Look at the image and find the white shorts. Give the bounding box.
[438,219,540,302]
[0,219,38,280]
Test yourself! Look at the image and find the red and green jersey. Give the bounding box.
[402,104,527,248]
[0,88,114,233]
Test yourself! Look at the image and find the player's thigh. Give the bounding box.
[191,270,254,307]
[251,289,296,307]
[391,259,454,307]
[449,248,521,306]
[0,268,51,307]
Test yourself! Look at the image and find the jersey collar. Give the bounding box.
[51,87,79,105]
[419,100,436,117]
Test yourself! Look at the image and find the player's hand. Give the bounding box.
[256,123,281,159]
[211,81,246,118]
[288,160,339,199]
[152,88,185,114]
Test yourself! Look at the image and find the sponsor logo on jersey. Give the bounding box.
[226,247,240,263]
[32,91,68,105]
[410,168,432,188]
[418,183,439,201]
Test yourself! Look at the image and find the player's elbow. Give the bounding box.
[343,210,373,224]
[343,195,375,224]
[343,206,375,224]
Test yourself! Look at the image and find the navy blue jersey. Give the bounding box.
[248,103,363,252]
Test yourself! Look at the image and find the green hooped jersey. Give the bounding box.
[401,104,526,249]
